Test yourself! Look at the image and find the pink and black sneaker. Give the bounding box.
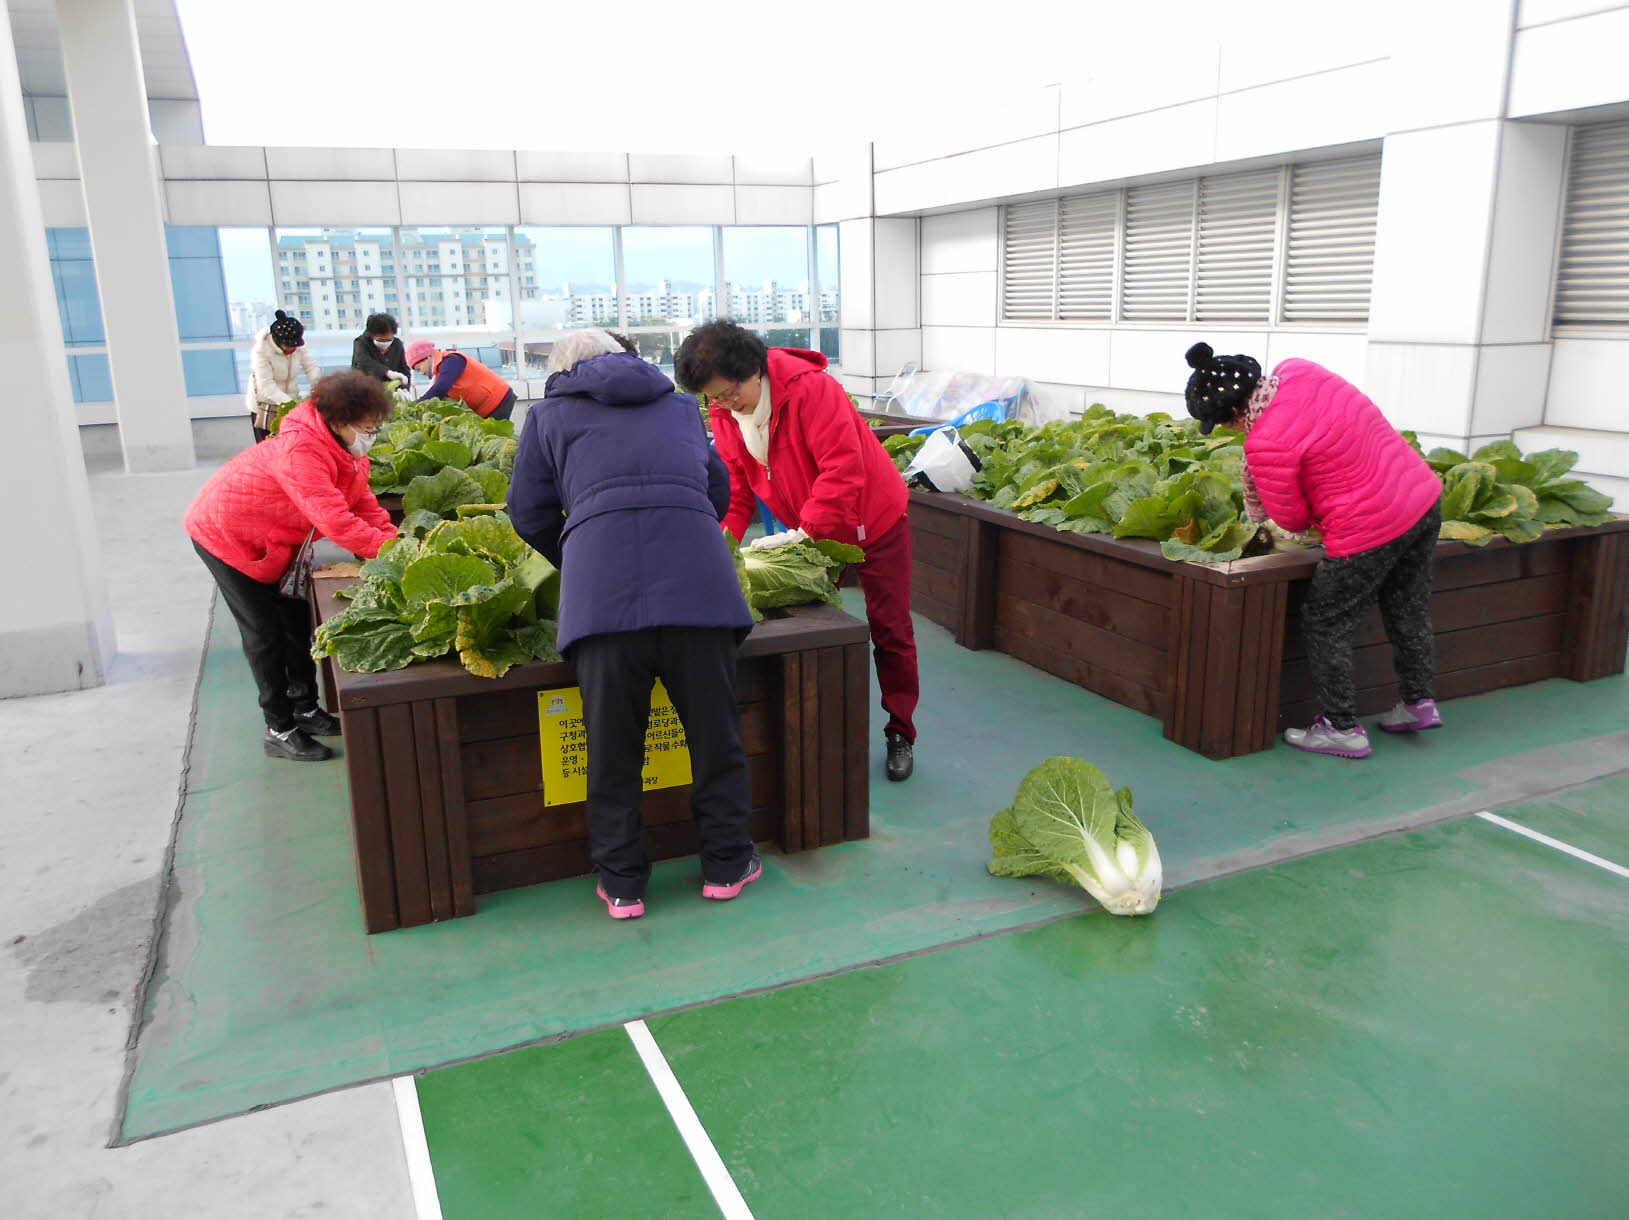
[1378,698,1443,734]
[702,853,762,901]
[596,884,645,920]
[1283,715,1372,759]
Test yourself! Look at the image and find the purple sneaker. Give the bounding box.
[1378,699,1443,734]
[1284,715,1372,758]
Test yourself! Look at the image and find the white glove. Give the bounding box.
[749,527,807,551]
[386,370,407,383]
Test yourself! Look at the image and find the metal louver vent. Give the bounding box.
[1057,192,1117,321]
[1120,181,1195,322]
[1001,200,1058,321]
[1555,121,1629,330]
[1282,155,1380,324]
[1196,169,1279,323]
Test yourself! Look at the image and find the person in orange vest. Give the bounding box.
[403,339,516,420]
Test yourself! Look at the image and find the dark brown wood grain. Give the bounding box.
[818,646,847,847]
[377,704,432,928]
[411,702,454,922]
[843,641,871,841]
[338,707,400,933]
[433,698,476,917]
[780,652,805,854]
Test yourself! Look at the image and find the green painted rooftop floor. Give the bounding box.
[121,591,1629,1141]
[419,788,1629,1219]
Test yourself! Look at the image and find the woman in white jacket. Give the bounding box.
[245,310,321,442]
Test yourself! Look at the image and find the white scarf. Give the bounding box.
[733,378,772,467]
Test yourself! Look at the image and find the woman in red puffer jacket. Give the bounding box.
[186,371,398,762]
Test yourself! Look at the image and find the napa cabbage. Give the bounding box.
[987,757,1163,916]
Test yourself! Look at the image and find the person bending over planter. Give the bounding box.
[186,371,398,763]
[1183,342,1445,760]
[245,310,320,443]
[506,329,759,922]
[676,320,920,783]
[404,339,516,421]
[351,312,411,390]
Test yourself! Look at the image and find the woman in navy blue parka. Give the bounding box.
[507,331,758,921]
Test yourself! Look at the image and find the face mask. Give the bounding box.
[349,429,378,457]
[373,340,393,350]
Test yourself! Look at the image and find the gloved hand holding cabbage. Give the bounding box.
[749,527,808,551]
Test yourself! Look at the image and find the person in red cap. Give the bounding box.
[405,339,516,420]
[676,321,918,782]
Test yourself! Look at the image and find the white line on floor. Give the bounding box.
[624,1019,755,1220]
[1476,811,1629,881]
[393,1075,445,1220]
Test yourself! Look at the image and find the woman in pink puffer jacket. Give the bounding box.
[1183,343,1445,759]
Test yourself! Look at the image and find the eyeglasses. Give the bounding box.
[710,381,749,406]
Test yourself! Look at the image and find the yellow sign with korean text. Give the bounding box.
[536,682,692,807]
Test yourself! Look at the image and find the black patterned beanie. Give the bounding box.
[1184,342,1260,434]
[269,309,305,348]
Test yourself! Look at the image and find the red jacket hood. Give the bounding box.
[766,347,829,382]
[278,400,344,451]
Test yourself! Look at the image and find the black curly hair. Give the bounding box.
[364,313,399,337]
[674,320,768,392]
[312,369,394,427]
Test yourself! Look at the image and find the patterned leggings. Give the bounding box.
[1302,503,1441,729]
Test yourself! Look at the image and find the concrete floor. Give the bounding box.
[0,459,415,1218]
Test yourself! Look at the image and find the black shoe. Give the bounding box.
[295,706,342,737]
[264,726,334,762]
[885,731,914,782]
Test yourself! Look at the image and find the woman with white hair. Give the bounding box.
[506,330,758,921]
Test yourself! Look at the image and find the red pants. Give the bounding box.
[848,515,919,742]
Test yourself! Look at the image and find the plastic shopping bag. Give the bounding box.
[903,426,982,494]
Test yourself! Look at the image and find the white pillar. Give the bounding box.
[57,0,194,473]
[0,10,112,695]
[1364,0,1566,454]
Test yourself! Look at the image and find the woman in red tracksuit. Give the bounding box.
[185,371,398,763]
[676,321,919,781]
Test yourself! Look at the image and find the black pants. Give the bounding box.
[252,425,271,444]
[571,627,754,899]
[1302,504,1441,729]
[488,391,516,423]
[193,540,320,732]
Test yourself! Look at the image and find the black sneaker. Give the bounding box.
[264,726,334,762]
[885,730,914,782]
[295,706,342,737]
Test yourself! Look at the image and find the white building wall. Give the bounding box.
[899,1,1629,504]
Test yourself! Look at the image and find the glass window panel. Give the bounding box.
[181,348,239,396]
[722,227,809,326]
[621,227,715,327]
[67,353,112,403]
[815,225,839,363]
[220,228,279,338]
[274,228,395,335]
[47,227,104,346]
[758,327,814,352]
[166,227,232,342]
[397,226,511,332]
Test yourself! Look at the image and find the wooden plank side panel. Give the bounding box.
[1198,587,1247,760]
[909,499,969,542]
[1001,530,1174,608]
[411,702,454,923]
[434,698,476,917]
[997,555,1171,650]
[1279,653,1565,728]
[780,654,805,853]
[799,649,822,853]
[817,646,848,848]
[376,704,432,929]
[994,628,1167,720]
[843,640,871,841]
[1564,532,1629,681]
[467,759,782,858]
[993,593,1166,688]
[473,808,779,895]
[339,707,400,933]
[963,519,999,651]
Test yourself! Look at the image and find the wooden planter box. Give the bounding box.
[860,409,944,440]
[909,490,1629,760]
[376,493,404,526]
[311,582,872,932]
